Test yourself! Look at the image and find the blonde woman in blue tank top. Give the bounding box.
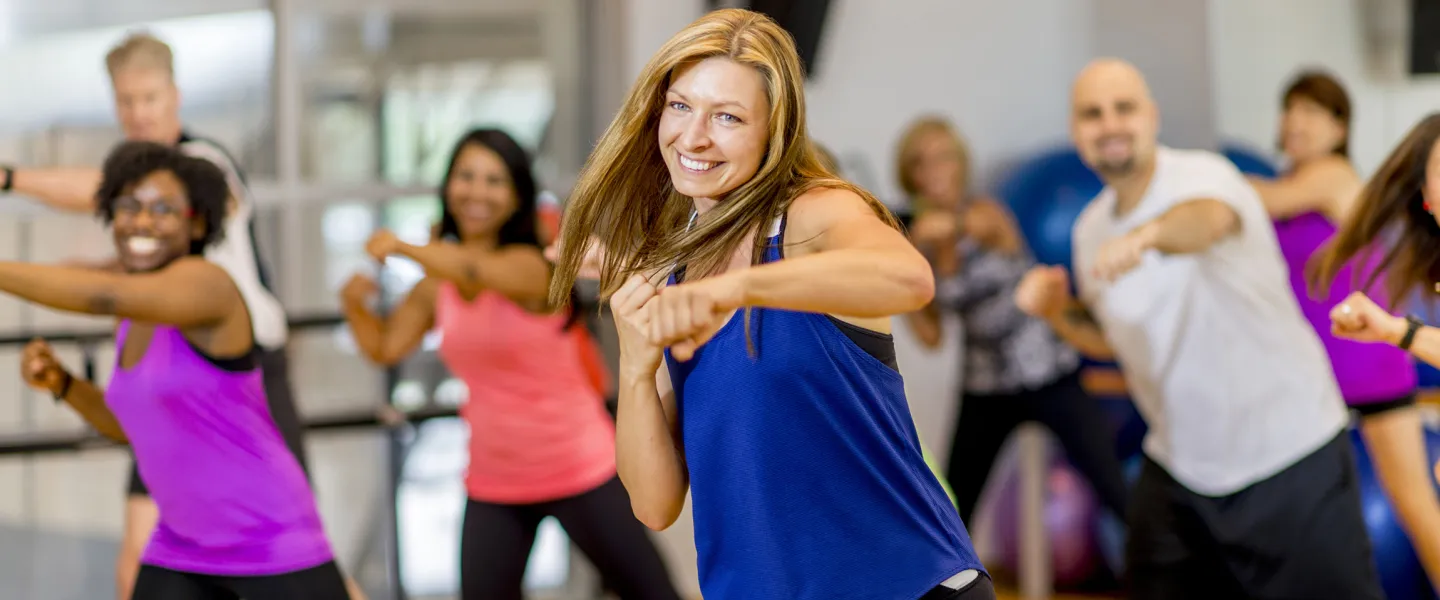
[548,9,990,600]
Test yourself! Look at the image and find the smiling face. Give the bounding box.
[111,169,202,272]
[1070,61,1159,180]
[657,57,771,205]
[444,142,519,240]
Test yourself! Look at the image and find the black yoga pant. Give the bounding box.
[946,369,1129,523]
[461,476,682,600]
[130,561,349,600]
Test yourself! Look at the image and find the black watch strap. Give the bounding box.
[52,371,73,403]
[2,166,14,192]
[1399,314,1424,351]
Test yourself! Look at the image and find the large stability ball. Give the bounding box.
[994,149,1104,271]
[1349,423,1440,600]
[990,454,1105,587]
[1218,142,1280,179]
[1411,294,1440,387]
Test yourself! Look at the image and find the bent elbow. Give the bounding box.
[631,498,683,531]
[897,262,936,313]
[375,348,409,368]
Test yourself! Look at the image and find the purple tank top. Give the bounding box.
[106,321,333,575]
[1273,212,1417,404]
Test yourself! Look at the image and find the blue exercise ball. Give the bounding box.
[994,148,1104,271]
[1349,424,1440,600]
[1411,293,1440,387]
[1218,142,1280,179]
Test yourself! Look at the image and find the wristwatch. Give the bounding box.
[1398,314,1425,351]
[52,371,73,403]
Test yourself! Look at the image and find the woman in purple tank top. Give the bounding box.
[5,141,348,600]
[1249,73,1440,593]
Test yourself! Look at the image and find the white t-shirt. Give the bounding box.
[1071,147,1346,496]
[178,135,289,351]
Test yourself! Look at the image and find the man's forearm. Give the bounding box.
[1140,199,1241,256]
[7,167,103,213]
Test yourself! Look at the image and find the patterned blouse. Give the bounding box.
[934,236,1080,395]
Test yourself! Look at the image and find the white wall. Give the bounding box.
[1209,0,1440,177]
[805,0,1096,202]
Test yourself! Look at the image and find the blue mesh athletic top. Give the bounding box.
[665,214,983,600]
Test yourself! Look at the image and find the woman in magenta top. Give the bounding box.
[1248,71,1440,593]
[11,141,347,599]
[340,128,681,600]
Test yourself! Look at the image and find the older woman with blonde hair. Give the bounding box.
[549,8,990,600]
[896,116,1128,529]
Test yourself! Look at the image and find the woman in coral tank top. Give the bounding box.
[340,129,680,600]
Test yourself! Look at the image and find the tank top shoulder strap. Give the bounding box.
[760,213,787,264]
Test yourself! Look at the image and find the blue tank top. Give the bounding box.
[665,215,983,600]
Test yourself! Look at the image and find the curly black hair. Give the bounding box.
[95,140,230,255]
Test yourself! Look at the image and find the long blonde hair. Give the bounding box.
[548,8,892,305]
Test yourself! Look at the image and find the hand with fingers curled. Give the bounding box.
[365,229,404,263]
[21,338,72,397]
[610,274,668,379]
[646,272,748,362]
[341,273,380,308]
[1092,222,1159,282]
[1329,291,1407,345]
[1014,265,1073,320]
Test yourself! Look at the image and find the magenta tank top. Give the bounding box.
[106,321,333,575]
[1273,212,1417,404]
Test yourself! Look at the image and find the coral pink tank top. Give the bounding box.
[436,283,618,503]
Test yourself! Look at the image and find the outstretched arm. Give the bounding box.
[1140,199,1242,256]
[1247,160,1358,222]
[4,167,103,213]
[342,276,438,366]
[1093,198,1243,282]
[0,257,238,327]
[392,241,551,305]
[737,187,936,318]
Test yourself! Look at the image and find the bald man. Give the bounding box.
[1015,59,1383,599]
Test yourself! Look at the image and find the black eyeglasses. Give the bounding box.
[113,196,191,220]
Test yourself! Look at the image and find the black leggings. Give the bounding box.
[131,561,349,600]
[461,476,682,600]
[946,370,1129,522]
